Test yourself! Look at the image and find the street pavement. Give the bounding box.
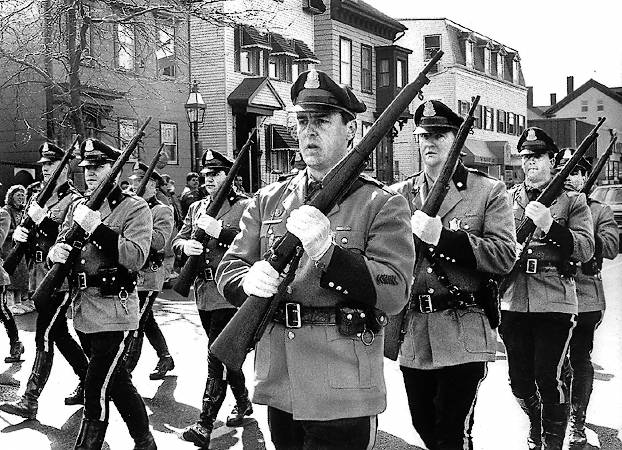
[1,257,621,449]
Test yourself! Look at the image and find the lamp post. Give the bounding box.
[184,80,206,172]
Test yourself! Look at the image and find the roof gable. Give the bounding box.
[228,77,286,116]
[545,79,622,115]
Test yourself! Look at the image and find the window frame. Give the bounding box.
[118,118,139,161]
[159,122,178,165]
[339,36,352,86]
[423,34,441,73]
[155,16,177,78]
[379,58,390,88]
[497,109,507,133]
[114,22,136,72]
[361,44,373,93]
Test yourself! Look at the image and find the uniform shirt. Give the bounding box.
[502,183,594,314]
[172,192,250,311]
[57,185,152,333]
[137,196,174,293]
[392,163,516,369]
[575,199,618,313]
[216,169,414,421]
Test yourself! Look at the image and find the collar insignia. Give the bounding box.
[449,217,461,232]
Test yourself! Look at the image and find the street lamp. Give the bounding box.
[185,80,206,172]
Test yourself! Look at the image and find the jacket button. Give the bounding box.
[427,267,433,273]
[328,281,335,287]
[428,288,435,294]
[287,331,295,340]
[341,237,348,244]
[527,248,533,254]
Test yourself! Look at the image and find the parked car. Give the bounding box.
[591,184,622,251]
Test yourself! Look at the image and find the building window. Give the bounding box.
[465,40,474,68]
[160,122,178,165]
[115,23,135,71]
[517,114,525,134]
[240,49,260,75]
[292,62,308,81]
[156,18,176,78]
[497,52,504,80]
[581,100,588,112]
[497,109,506,133]
[339,37,352,86]
[508,112,516,135]
[379,59,390,87]
[267,56,291,82]
[484,45,492,75]
[361,122,374,170]
[396,59,407,88]
[484,106,494,131]
[597,99,604,111]
[458,100,470,117]
[512,56,520,84]
[118,118,139,160]
[475,104,483,129]
[361,45,372,93]
[424,35,441,73]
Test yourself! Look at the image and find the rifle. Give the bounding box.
[581,133,616,195]
[3,136,79,275]
[135,143,166,197]
[173,127,259,297]
[384,96,481,360]
[210,51,445,370]
[31,118,151,309]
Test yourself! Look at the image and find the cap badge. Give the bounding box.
[423,101,436,117]
[304,69,320,89]
[85,140,94,152]
[204,150,213,161]
[563,148,572,159]
[526,129,537,141]
[42,143,49,153]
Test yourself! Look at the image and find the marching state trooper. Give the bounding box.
[172,148,253,448]
[391,100,517,450]
[554,149,619,447]
[123,161,175,379]
[216,68,415,449]
[499,128,594,450]
[1,142,89,420]
[47,138,156,449]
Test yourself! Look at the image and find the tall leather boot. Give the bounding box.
[515,394,542,450]
[133,430,157,450]
[542,403,569,450]
[182,378,227,447]
[4,339,24,363]
[0,350,53,419]
[74,418,108,450]
[123,332,144,373]
[568,405,587,448]
[226,371,253,427]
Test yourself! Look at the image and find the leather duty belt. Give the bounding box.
[272,302,336,328]
[412,292,481,314]
[516,258,559,274]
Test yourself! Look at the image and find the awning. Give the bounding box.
[462,139,500,165]
[242,25,271,50]
[228,77,286,116]
[270,124,298,149]
[270,33,298,57]
[293,39,320,64]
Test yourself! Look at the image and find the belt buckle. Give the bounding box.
[418,294,433,314]
[77,272,87,290]
[203,267,214,281]
[526,258,538,274]
[285,302,302,328]
[35,250,44,263]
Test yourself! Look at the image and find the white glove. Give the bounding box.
[27,203,47,225]
[411,210,443,246]
[73,204,102,234]
[515,242,524,262]
[49,243,71,264]
[525,201,553,233]
[183,239,204,256]
[12,225,29,243]
[243,260,281,298]
[285,205,332,261]
[196,215,222,239]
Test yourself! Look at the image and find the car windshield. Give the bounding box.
[605,188,622,204]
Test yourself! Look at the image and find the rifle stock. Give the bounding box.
[210,51,445,370]
[3,136,79,275]
[384,96,481,360]
[581,134,616,195]
[173,127,258,297]
[31,118,151,310]
[135,143,166,197]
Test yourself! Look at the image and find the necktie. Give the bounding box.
[526,188,541,202]
[306,180,322,201]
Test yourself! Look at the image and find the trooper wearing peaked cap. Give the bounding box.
[413,99,463,134]
[518,127,559,156]
[78,139,121,167]
[128,162,164,186]
[554,148,591,174]
[291,68,367,118]
[200,149,233,173]
[37,142,66,163]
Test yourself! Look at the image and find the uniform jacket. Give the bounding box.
[172,192,250,311]
[575,199,618,312]
[392,163,516,369]
[502,183,594,314]
[0,209,11,286]
[58,185,152,333]
[216,169,414,421]
[29,181,82,291]
[137,196,174,293]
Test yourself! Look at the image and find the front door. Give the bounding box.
[234,114,260,193]
[376,133,394,183]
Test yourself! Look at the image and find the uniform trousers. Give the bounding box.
[199,308,245,385]
[568,310,603,407]
[400,362,487,450]
[267,406,377,450]
[0,288,18,342]
[499,311,576,403]
[137,290,169,357]
[35,291,88,378]
[77,330,149,437]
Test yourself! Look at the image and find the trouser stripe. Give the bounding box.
[42,292,71,352]
[366,415,378,450]
[462,363,487,450]
[556,314,577,403]
[98,331,129,421]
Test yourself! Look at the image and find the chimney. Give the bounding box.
[550,93,557,106]
[527,86,534,107]
[567,76,574,95]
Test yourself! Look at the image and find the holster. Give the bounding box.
[581,258,601,276]
[336,302,387,337]
[480,278,501,329]
[143,249,165,272]
[556,260,578,278]
[97,267,138,296]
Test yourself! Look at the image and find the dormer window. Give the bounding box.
[497,48,506,80]
[465,37,475,69]
[484,42,494,75]
[512,55,520,84]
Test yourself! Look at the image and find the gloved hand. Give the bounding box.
[49,243,72,264]
[73,204,102,234]
[12,225,29,243]
[27,203,47,225]
[196,215,222,239]
[183,239,204,256]
[286,205,332,261]
[411,210,443,246]
[243,260,281,298]
[525,201,553,233]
